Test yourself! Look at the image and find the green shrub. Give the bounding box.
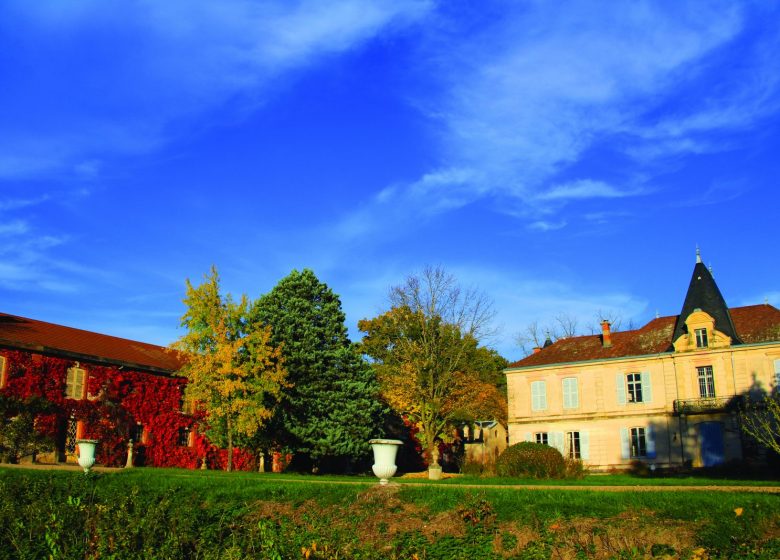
[564,458,586,479]
[495,442,565,479]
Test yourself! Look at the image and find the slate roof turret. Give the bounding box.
[670,253,741,347]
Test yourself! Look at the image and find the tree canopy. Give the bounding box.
[250,269,384,468]
[173,266,287,471]
[358,266,503,462]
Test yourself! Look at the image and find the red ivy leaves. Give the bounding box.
[0,350,257,470]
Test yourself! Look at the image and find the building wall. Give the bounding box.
[507,338,780,470]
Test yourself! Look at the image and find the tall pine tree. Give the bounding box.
[250,269,384,470]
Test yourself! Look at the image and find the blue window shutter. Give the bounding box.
[641,371,653,404]
[551,432,564,454]
[616,373,626,405]
[524,432,532,442]
[563,378,579,409]
[580,431,590,460]
[646,425,657,459]
[620,428,630,459]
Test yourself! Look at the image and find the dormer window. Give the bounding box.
[695,328,708,348]
[0,356,7,389]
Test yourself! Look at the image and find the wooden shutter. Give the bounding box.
[563,377,579,409]
[580,431,590,460]
[550,432,565,454]
[524,432,532,442]
[641,371,652,403]
[531,381,547,411]
[615,373,626,405]
[620,427,630,459]
[66,367,85,399]
[646,425,657,459]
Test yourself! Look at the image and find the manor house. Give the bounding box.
[505,253,780,470]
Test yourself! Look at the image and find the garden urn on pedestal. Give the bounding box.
[369,439,403,485]
[428,446,442,480]
[76,439,98,474]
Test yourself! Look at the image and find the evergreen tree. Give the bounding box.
[250,269,384,469]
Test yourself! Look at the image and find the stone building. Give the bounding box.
[505,254,780,470]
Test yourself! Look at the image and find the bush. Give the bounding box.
[495,442,566,479]
[564,458,586,479]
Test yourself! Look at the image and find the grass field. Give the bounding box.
[1,466,779,559]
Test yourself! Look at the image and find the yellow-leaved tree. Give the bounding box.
[173,266,287,471]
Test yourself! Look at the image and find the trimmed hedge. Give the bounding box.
[495,442,566,479]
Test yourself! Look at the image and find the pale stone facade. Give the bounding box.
[505,258,780,471]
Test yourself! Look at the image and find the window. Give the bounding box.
[131,423,145,444]
[535,432,548,445]
[630,427,647,458]
[177,427,192,447]
[565,431,581,459]
[531,381,547,411]
[697,366,715,398]
[562,377,579,409]
[617,372,652,405]
[695,328,708,348]
[65,366,86,399]
[0,356,6,389]
[626,373,643,403]
[774,359,780,389]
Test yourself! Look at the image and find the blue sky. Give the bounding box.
[2,1,779,361]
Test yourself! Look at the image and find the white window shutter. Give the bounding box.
[524,432,532,442]
[646,425,657,459]
[531,381,547,411]
[551,432,565,454]
[616,373,626,405]
[580,431,590,460]
[620,428,630,459]
[641,371,652,403]
[563,378,579,409]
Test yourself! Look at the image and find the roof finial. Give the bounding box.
[696,246,702,264]
[655,309,660,319]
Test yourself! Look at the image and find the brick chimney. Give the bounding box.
[601,320,612,348]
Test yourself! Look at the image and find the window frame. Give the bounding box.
[694,328,709,348]
[177,426,192,447]
[65,366,86,400]
[565,431,581,460]
[697,365,716,398]
[534,432,549,445]
[626,372,643,403]
[629,427,647,458]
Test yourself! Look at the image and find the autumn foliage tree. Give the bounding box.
[173,267,287,472]
[358,266,501,465]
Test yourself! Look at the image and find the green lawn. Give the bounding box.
[1,466,779,559]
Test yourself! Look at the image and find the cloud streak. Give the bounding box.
[0,0,431,180]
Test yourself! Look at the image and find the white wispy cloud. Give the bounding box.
[0,0,432,180]
[333,1,778,235]
[536,180,635,201]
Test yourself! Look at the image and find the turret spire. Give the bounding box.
[696,246,702,264]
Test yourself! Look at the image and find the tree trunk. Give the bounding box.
[226,415,233,472]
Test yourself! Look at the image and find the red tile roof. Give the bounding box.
[0,312,182,373]
[508,304,780,369]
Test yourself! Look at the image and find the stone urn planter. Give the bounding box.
[369,439,403,485]
[76,439,98,474]
[428,446,442,480]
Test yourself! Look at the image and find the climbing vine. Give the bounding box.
[0,350,255,470]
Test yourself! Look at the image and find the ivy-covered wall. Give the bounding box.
[0,350,255,470]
